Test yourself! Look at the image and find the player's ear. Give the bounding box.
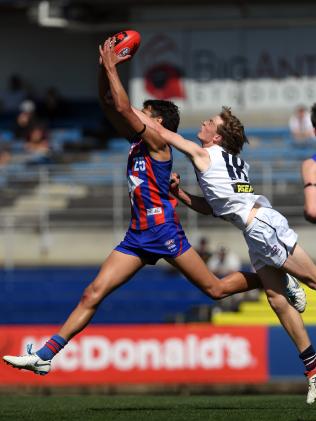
[213,133,222,144]
[156,116,163,125]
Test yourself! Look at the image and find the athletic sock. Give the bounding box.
[299,345,316,372]
[36,334,68,361]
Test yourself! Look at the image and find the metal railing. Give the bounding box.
[0,157,306,268]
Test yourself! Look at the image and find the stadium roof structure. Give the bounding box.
[2,0,316,31]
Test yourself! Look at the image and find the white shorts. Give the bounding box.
[243,207,298,271]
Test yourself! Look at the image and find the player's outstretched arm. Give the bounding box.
[100,38,167,152]
[98,53,135,141]
[139,118,209,170]
[170,172,213,215]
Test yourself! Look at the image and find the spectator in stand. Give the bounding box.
[0,147,11,167]
[289,105,314,145]
[196,237,212,264]
[38,87,66,124]
[25,124,52,165]
[208,246,258,312]
[13,100,37,140]
[0,74,28,113]
[208,245,241,278]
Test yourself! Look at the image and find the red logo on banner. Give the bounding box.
[145,63,186,100]
[0,325,268,385]
[140,34,186,100]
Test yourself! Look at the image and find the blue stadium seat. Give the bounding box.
[107,137,130,152]
[0,129,14,143]
[50,128,82,149]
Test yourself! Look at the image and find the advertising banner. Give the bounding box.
[0,324,268,385]
[131,28,316,112]
[269,326,316,377]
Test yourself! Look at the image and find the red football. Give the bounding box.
[113,30,141,59]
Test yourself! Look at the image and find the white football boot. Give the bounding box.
[3,344,51,376]
[285,273,306,313]
[306,369,316,404]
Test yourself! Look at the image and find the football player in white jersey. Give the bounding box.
[135,105,316,405]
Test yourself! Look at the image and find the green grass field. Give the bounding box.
[0,395,316,421]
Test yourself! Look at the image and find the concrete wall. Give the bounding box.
[0,225,315,267]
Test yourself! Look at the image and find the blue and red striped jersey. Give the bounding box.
[127,139,178,230]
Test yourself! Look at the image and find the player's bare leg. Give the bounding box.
[166,247,261,299]
[58,251,145,341]
[283,243,316,290]
[257,264,316,404]
[168,247,305,311]
[3,251,145,374]
[258,265,310,352]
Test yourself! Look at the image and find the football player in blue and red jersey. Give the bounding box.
[2,38,303,377]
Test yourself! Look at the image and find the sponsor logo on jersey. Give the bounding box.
[146,207,162,216]
[233,182,254,193]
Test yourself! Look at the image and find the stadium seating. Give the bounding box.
[0,125,312,230]
[212,286,316,326]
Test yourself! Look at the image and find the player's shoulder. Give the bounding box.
[208,144,224,158]
[148,144,172,163]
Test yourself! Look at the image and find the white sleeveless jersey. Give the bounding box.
[195,145,271,230]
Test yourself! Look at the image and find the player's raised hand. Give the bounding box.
[99,38,130,69]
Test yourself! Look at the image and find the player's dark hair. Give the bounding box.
[217,106,248,155]
[143,99,180,132]
[311,103,316,128]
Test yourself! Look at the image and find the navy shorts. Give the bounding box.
[312,154,316,162]
[115,221,191,265]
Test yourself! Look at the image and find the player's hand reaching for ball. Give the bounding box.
[99,38,131,71]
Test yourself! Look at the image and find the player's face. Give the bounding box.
[198,115,223,145]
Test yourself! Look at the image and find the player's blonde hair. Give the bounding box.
[217,107,248,155]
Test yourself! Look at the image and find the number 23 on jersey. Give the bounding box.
[133,157,146,172]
